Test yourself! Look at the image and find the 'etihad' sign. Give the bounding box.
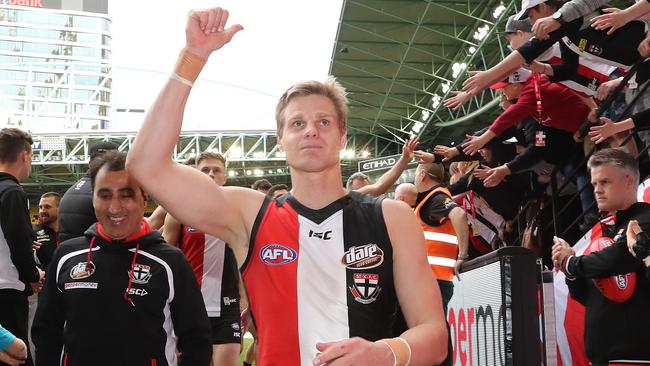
[358,154,401,173]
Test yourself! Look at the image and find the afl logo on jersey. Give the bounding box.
[342,244,384,270]
[260,244,298,266]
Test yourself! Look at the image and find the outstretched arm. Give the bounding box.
[591,2,650,35]
[462,52,524,97]
[358,138,418,197]
[126,8,261,251]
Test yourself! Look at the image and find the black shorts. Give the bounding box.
[209,313,241,345]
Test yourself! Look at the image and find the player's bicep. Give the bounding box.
[143,162,257,245]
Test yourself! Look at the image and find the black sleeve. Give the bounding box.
[517,18,582,64]
[1,187,39,283]
[419,191,459,227]
[447,128,490,163]
[170,255,212,366]
[506,145,544,174]
[549,42,579,82]
[447,146,479,162]
[566,241,644,278]
[32,249,65,366]
[566,276,588,305]
[631,108,650,131]
[448,174,470,196]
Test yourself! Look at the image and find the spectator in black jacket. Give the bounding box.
[32,151,211,366]
[0,128,44,366]
[32,192,60,270]
[58,141,118,243]
[552,148,650,365]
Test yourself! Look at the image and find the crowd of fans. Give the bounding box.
[421,0,650,265]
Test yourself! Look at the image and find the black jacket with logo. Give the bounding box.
[565,202,650,363]
[32,221,211,366]
[32,223,58,270]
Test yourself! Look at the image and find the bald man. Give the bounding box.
[394,183,417,208]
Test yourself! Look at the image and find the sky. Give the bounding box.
[108,0,344,131]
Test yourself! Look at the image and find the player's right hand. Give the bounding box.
[185,7,243,59]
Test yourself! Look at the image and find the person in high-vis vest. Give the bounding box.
[414,161,469,366]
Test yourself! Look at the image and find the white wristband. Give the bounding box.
[170,72,194,87]
[377,337,411,366]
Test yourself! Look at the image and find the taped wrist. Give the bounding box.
[171,48,207,87]
[376,337,411,366]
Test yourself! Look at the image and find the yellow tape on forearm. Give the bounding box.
[377,337,411,366]
[172,49,207,86]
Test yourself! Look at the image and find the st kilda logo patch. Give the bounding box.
[349,273,381,304]
[341,244,384,270]
[129,263,153,284]
[70,261,96,279]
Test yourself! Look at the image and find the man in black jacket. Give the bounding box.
[57,141,118,243]
[552,148,650,365]
[32,192,60,270]
[32,151,211,366]
[0,128,44,366]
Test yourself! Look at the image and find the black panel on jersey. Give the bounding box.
[341,191,397,341]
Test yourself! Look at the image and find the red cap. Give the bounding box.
[489,81,509,90]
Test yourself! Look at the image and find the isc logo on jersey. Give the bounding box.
[260,244,298,266]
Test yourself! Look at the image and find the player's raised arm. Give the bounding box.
[127,8,259,247]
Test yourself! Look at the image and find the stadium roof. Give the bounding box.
[329,0,520,148]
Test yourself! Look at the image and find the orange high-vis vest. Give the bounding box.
[414,186,459,281]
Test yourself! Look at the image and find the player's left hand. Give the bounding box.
[312,337,393,366]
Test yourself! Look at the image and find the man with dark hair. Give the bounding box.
[32,151,212,366]
[58,141,119,243]
[0,128,43,366]
[32,192,60,269]
[552,148,650,365]
[250,179,271,194]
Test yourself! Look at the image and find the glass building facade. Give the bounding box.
[0,0,111,131]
